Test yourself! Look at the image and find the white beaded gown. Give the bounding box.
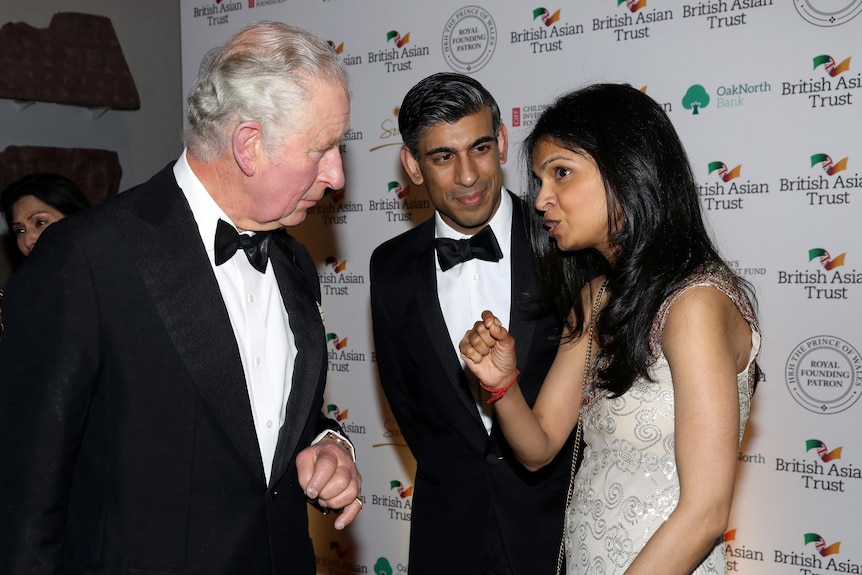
[566,266,761,574]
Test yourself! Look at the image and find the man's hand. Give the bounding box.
[297,437,363,530]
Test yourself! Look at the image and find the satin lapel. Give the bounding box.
[117,182,266,484]
[268,232,326,486]
[412,223,486,432]
[508,197,537,370]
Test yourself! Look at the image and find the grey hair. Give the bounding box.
[184,21,349,162]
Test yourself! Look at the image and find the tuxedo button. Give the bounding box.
[485,454,503,466]
[271,489,279,499]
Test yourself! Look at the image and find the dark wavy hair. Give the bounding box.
[523,83,757,396]
[2,173,90,226]
[398,72,501,159]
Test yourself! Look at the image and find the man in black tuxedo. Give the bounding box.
[0,22,361,575]
[370,73,573,574]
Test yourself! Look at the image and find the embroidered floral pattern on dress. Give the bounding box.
[567,264,761,574]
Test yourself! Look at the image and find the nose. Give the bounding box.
[321,147,345,191]
[20,228,39,255]
[454,155,479,187]
[534,182,554,212]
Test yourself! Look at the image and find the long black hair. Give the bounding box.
[523,83,757,396]
[2,173,90,226]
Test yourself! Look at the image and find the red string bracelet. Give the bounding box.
[479,370,520,404]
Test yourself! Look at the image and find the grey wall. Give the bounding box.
[0,0,183,284]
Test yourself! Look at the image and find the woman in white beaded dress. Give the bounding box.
[460,83,761,575]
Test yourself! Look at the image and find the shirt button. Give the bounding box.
[255,356,262,366]
[472,273,479,281]
[248,293,255,303]
[266,420,274,429]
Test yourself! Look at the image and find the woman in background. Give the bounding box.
[0,172,91,339]
[2,172,91,257]
[460,83,761,574]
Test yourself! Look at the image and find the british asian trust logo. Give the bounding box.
[314,540,370,574]
[368,180,431,224]
[785,335,862,413]
[318,257,364,297]
[680,0,775,30]
[779,153,858,206]
[782,54,860,108]
[370,479,414,522]
[509,7,584,54]
[190,0,242,26]
[367,29,430,74]
[325,403,367,435]
[697,160,769,210]
[592,0,673,42]
[326,332,366,373]
[775,438,861,492]
[778,248,859,301]
[775,532,862,573]
[307,188,363,226]
[723,529,765,572]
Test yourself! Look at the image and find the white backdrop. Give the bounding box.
[179,1,862,573]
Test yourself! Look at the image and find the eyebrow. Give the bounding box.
[425,135,496,157]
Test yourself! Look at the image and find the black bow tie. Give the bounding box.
[434,225,504,272]
[214,219,273,273]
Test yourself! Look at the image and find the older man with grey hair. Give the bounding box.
[0,22,361,575]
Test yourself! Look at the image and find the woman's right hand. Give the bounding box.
[459,310,518,391]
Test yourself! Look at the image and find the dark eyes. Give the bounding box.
[554,166,571,179]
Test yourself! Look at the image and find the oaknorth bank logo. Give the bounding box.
[682,84,710,114]
[723,529,765,569]
[510,8,584,52]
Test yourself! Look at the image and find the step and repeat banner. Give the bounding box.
[179,1,860,573]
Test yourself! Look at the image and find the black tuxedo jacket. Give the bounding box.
[0,164,339,575]
[370,193,572,575]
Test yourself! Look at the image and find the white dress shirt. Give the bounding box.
[435,190,513,434]
[174,151,296,484]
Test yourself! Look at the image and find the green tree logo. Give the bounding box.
[682,84,710,114]
[374,557,394,575]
